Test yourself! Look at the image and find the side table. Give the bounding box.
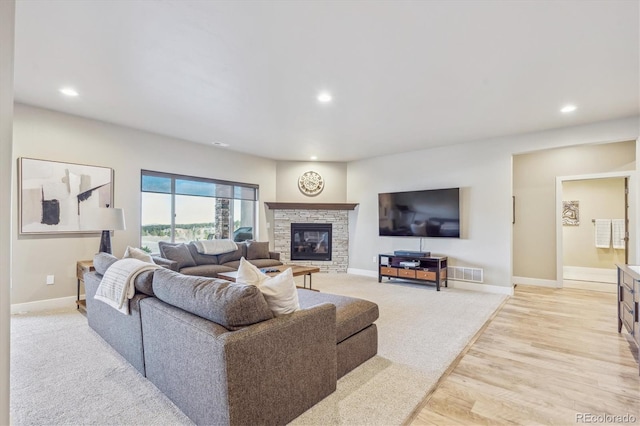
[76,260,94,314]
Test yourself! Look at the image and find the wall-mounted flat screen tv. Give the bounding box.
[378,187,460,238]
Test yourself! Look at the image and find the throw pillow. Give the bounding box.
[246,241,270,260]
[258,268,300,316]
[236,257,268,286]
[236,258,299,316]
[93,252,119,276]
[160,243,196,269]
[123,246,155,264]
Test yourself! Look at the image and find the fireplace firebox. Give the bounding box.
[291,223,332,261]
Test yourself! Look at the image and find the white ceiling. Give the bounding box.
[13,0,639,162]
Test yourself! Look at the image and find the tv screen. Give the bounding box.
[378,188,460,238]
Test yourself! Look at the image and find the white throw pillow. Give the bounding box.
[258,268,300,316]
[236,257,299,316]
[123,246,155,264]
[236,257,268,286]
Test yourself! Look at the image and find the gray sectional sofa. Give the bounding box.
[84,252,379,426]
[154,240,283,278]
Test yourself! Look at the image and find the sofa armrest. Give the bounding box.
[140,299,336,426]
[152,256,178,271]
[269,251,280,261]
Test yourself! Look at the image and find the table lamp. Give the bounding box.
[80,207,126,254]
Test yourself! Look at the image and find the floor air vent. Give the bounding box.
[447,266,484,283]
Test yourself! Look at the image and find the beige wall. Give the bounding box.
[562,178,626,269]
[513,141,635,280]
[275,161,347,202]
[12,104,277,306]
[1,0,15,421]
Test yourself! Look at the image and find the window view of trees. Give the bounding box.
[140,171,257,254]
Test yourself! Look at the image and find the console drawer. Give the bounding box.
[398,269,416,279]
[621,302,636,335]
[416,270,436,281]
[380,267,398,277]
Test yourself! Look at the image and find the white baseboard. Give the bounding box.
[563,266,617,284]
[347,268,378,278]
[448,280,514,295]
[11,295,78,314]
[512,276,560,288]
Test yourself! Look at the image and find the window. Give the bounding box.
[140,170,258,254]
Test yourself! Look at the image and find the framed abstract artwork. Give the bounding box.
[19,157,114,234]
[562,200,579,226]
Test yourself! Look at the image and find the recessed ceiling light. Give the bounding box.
[317,92,332,103]
[561,104,577,113]
[310,155,318,160]
[59,87,79,97]
[211,141,229,147]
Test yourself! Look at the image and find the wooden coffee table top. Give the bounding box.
[217,264,320,283]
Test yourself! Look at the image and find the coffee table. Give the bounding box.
[217,265,321,290]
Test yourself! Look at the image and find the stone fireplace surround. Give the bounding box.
[266,203,357,273]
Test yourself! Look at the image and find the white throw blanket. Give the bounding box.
[193,239,238,255]
[94,258,161,315]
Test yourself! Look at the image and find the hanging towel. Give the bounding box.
[594,219,612,248]
[612,219,626,250]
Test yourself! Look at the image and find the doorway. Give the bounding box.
[556,172,631,291]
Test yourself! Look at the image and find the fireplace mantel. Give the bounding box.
[265,202,358,210]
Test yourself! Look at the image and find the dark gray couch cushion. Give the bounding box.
[186,242,220,265]
[152,268,273,330]
[180,264,236,278]
[246,241,270,260]
[217,242,245,264]
[158,242,196,269]
[93,252,118,276]
[297,289,379,343]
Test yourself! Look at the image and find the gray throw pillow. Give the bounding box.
[160,243,196,269]
[246,241,270,260]
[152,268,273,330]
[93,252,119,275]
[218,243,244,264]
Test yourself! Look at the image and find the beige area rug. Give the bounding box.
[10,273,506,425]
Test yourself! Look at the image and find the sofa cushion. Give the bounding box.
[186,242,220,266]
[158,242,197,269]
[297,290,379,343]
[152,268,273,330]
[236,258,299,316]
[179,264,236,278]
[93,252,119,276]
[123,246,155,264]
[134,270,156,296]
[246,259,283,269]
[246,241,270,260]
[217,242,245,264]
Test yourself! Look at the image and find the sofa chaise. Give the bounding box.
[84,252,378,425]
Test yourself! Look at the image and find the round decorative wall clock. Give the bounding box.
[298,171,324,196]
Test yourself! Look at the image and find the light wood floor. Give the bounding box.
[408,285,640,425]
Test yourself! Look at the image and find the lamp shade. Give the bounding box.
[80,207,126,231]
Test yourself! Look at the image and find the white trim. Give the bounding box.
[563,266,617,283]
[347,268,378,278]
[11,296,77,314]
[513,276,560,288]
[448,280,514,295]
